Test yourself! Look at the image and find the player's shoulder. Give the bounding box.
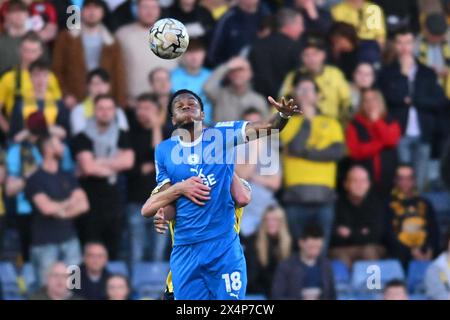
[213,120,247,129]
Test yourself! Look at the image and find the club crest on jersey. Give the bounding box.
[187,153,200,165]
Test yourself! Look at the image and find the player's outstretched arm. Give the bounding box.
[141,177,211,217]
[244,96,301,142]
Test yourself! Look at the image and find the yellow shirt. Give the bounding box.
[331,1,386,42]
[0,69,61,118]
[280,114,344,189]
[279,65,351,121]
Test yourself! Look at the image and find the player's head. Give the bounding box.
[20,32,44,67]
[169,89,204,129]
[29,59,51,93]
[82,0,106,27]
[383,280,409,300]
[94,94,117,127]
[87,68,111,98]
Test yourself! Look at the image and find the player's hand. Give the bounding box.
[268,96,301,117]
[178,176,211,206]
[154,208,169,234]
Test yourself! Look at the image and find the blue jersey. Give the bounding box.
[155,121,248,246]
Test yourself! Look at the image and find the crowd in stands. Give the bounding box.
[0,0,450,300]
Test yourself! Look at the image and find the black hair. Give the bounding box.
[393,27,414,39]
[241,107,263,119]
[29,59,51,73]
[94,93,115,106]
[87,68,111,84]
[168,89,204,116]
[21,31,43,46]
[136,93,160,109]
[293,74,319,92]
[384,279,407,292]
[300,224,324,240]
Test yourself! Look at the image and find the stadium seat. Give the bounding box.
[244,294,267,300]
[107,261,129,277]
[351,259,405,293]
[132,262,170,299]
[331,260,351,292]
[407,260,431,294]
[409,294,428,300]
[0,262,22,300]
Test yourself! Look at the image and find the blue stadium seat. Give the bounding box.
[351,259,405,293]
[107,261,129,277]
[409,294,428,300]
[407,260,431,294]
[132,262,170,299]
[0,262,22,300]
[21,263,38,294]
[331,260,350,292]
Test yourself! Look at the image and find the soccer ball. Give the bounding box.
[149,18,189,60]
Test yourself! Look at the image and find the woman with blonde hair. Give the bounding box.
[244,205,292,298]
[346,88,402,198]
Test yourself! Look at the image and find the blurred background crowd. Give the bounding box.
[0,0,450,301]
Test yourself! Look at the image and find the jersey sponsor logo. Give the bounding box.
[190,166,217,187]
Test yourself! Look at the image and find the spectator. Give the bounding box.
[9,59,70,140]
[271,225,336,300]
[330,166,385,268]
[164,0,215,45]
[116,0,177,101]
[207,0,270,66]
[280,77,345,250]
[385,164,440,268]
[0,0,29,75]
[0,148,6,253]
[25,134,89,286]
[443,136,450,191]
[328,22,373,81]
[171,38,213,125]
[350,62,375,114]
[72,94,134,259]
[375,0,419,35]
[110,0,139,32]
[29,262,83,300]
[291,0,332,37]
[53,0,126,108]
[378,28,446,191]
[346,88,402,197]
[148,67,174,137]
[248,8,304,99]
[425,227,450,300]
[236,108,281,241]
[201,0,230,20]
[415,13,449,88]
[106,274,131,300]
[73,242,111,300]
[204,56,268,123]
[6,111,74,261]
[0,32,61,135]
[244,206,290,297]
[126,94,166,263]
[331,0,386,48]
[26,0,58,43]
[279,36,351,123]
[70,68,129,136]
[383,279,409,300]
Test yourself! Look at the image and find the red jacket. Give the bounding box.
[346,113,401,191]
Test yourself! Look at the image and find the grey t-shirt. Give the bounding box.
[82,32,102,71]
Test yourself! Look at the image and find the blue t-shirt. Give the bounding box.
[6,143,74,215]
[155,121,248,245]
[171,67,213,125]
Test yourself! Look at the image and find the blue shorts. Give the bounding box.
[170,233,247,300]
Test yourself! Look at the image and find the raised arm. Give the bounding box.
[244,96,301,142]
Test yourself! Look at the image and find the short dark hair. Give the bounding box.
[83,0,106,9]
[148,67,170,84]
[21,31,43,46]
[329,22,359,48]
[300,224,324,240]
[29,59,51,73]
[7,0,28,12]
[393,27,414,40]
[136,92,160,109]
[241,107,263,119]
[275,8,301,30]
[106,274,131,294]
[94,93,115,106]
[87,68,111,84]
[186,38,206,52]
[293,75,319,92]
[169,89,204,115]
[384,279,407,292]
